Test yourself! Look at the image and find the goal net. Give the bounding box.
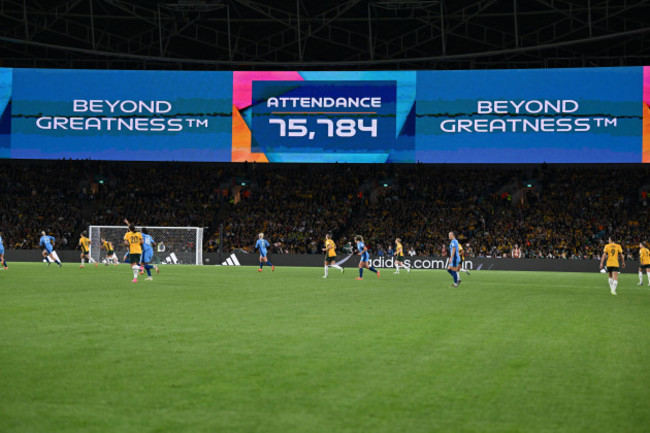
[89,225,204,265]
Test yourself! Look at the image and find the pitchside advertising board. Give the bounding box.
[212,252,617,274]
[1,67,649,162]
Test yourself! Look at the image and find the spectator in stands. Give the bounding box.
[1,161,648,261]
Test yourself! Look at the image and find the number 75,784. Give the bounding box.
[268,118,378,139]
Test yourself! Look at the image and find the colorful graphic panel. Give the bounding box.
[416,67,643,163]
[0,66,647,163]
[643,66,650,162]
[9,69,232,161]
[0,68,11,157]
[232,71,416,163]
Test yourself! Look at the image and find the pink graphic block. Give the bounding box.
[233,71,303,110]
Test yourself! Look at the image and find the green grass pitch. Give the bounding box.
[1,263,650,433]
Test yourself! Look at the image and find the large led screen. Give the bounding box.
[7,69,232,161]
[1,66,648,163]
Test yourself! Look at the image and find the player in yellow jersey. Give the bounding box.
[100,237,119,266]
[393,238,410,274]
[322,233,344,278]
[124,224,143,283]
[599,237,625,295]
[637,242,650,286]
[456,243,470,281]
[78,231,97,268]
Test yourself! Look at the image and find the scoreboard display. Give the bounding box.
[1,67,648,163]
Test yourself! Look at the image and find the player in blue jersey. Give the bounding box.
[447,232,461,287]
[0,231,8,269]
[39,231,62,267]
[140,228,160,281]
[354,235,380,280]
[255,233,274,272]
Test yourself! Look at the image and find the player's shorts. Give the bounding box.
[81,249,89,255]
[450,257,460,267]
[0,247,4,255]
[44,247,53,254]
[142,249,153,263]
[607,266,620,273]
[129,253,141,264]
[325,255,337,262]
[360,252,370,262]
[259,251,267,258]
[107,250,114,256]
[641,264,650,270]
[396,254,404,261]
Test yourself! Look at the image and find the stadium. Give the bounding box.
[1,1,650,432]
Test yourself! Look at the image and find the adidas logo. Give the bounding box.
[221,253,241,266]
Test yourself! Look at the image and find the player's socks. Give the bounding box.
[359,268,363,278]
[81,258,85,265]
[88,258,96,264]
[331,264,343,271]
[144,264,153,277]
[2,259,7,268]
[608,278,613,289]
[260,262,264,270]
[132,265,139,280]
[452,271,458,284]
[447,269,454,281]
[324,265,328,277]
[368,266,378,274]
[267,260,273,267]
[639,271,643,284]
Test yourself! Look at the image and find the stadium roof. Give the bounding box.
[0,0,649,69]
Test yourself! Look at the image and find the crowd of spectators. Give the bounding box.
[1,160,649,260]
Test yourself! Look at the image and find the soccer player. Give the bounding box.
[124,224,143,283]
[354,235,379,280]
[78,231,97,268]
[39,231,62,267]
[100,238,119,265]
[0,231,7,269]
[255,233,274,272]
[599,236,625,295]
[141,228,160,281]
[637,242,650,286]
[393,238,410,274]
[456,243,470,281]
[322,233,344,278]
[447,232,461,287]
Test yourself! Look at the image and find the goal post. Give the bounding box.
[89,225,204,265]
